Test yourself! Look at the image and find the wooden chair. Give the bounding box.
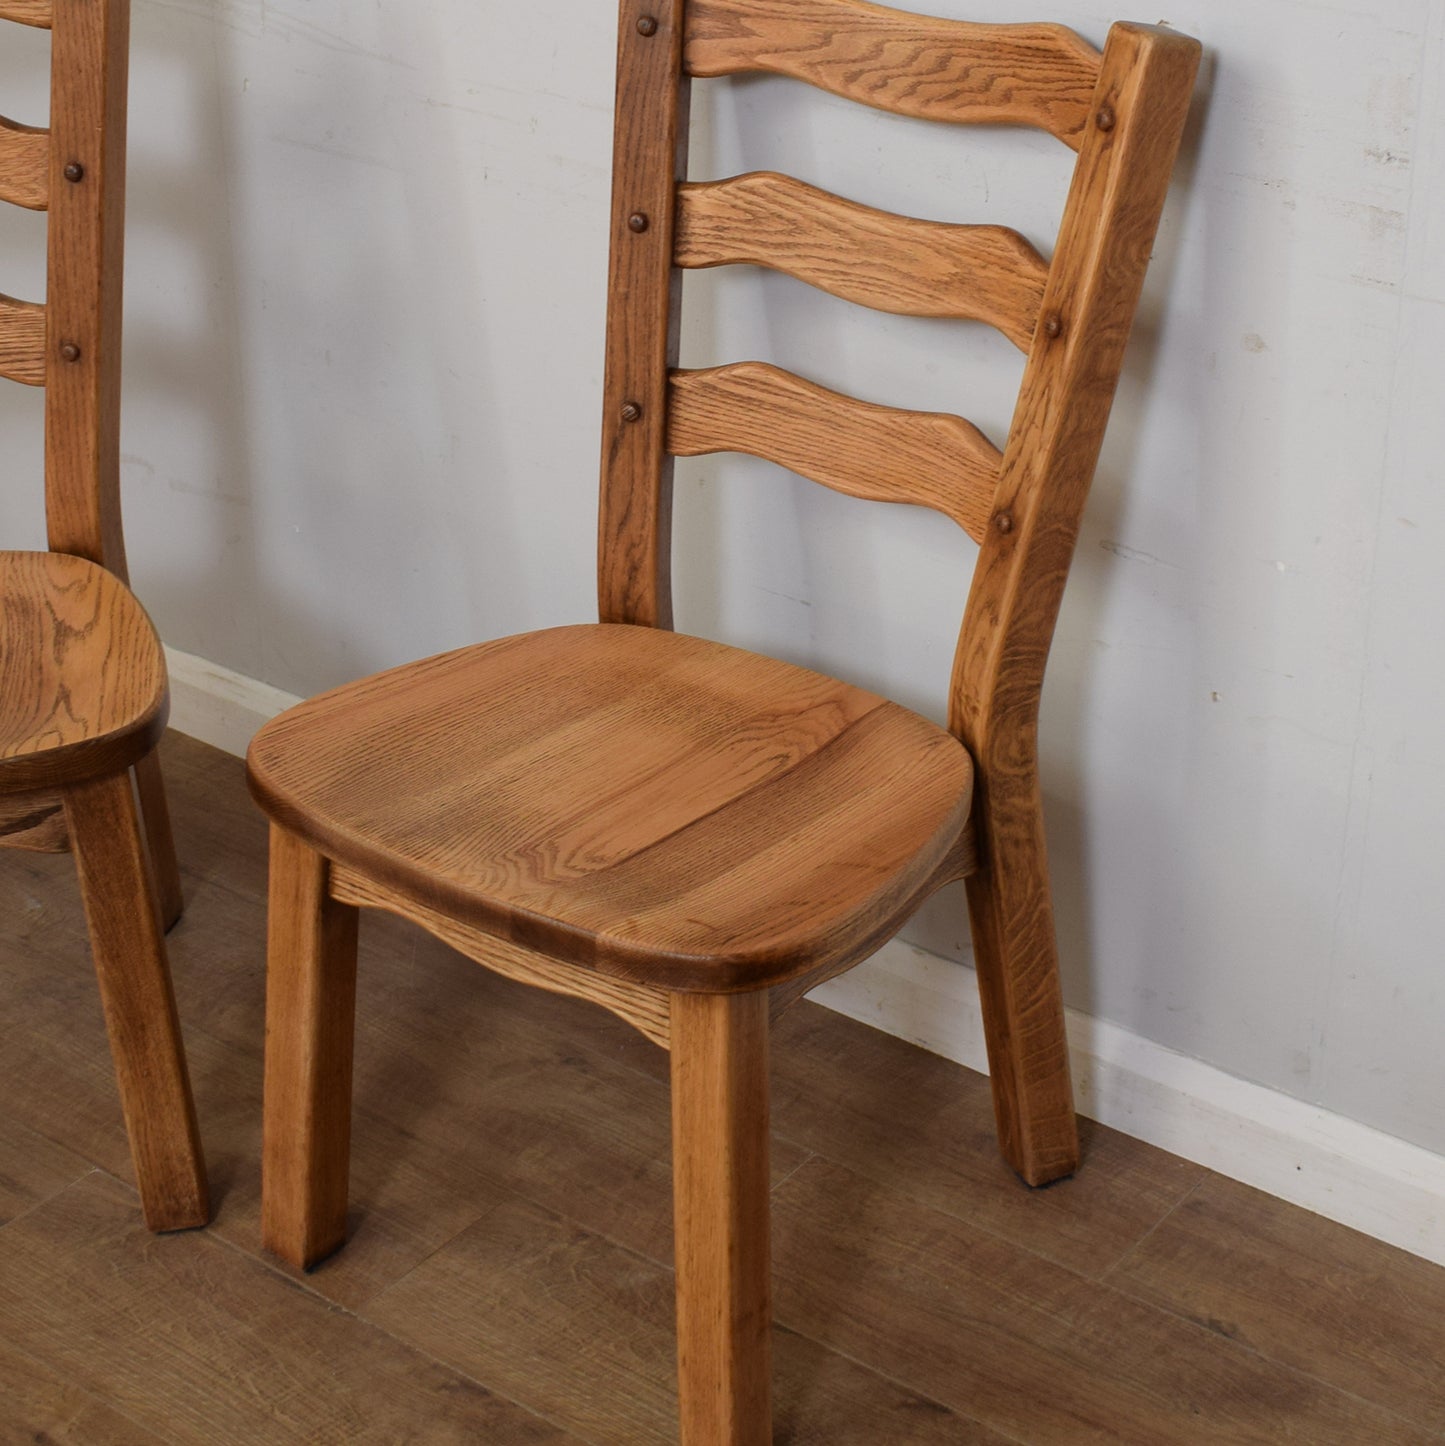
[0,0,207,1231]
[248,1,1198,1438]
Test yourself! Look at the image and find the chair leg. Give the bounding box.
[133,749,184,932]
[964,776,1080,1186]
[261,824,359,1269]
[670,991,772,1446]
[64,771,209,1231]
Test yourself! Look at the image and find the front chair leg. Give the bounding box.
[261,824,359,1269]
[65,771,209,1231]
[670,990,772,1446]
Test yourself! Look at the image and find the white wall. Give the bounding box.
[4,2,1443,1157]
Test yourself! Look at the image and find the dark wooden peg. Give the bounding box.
[636,15,658,35]
[59,341,82,363]
[1042,313,1063,339]
[1096,105,1116,132]
[628,212,650,233]
[994,511,1014,534]
[620,401,643,423]
[63,161,85,182]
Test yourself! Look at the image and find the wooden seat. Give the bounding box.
[251,3,1199,1440]
[248,624,974,992]
[0,551,168,789]
[0,0,208,1231]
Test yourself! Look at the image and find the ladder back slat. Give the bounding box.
[676,173,1047,351]
[669,361,999,541]
[684,0,1102,150]
[0,294,46,385]
[0,0,51,26]
[0,116,50,210]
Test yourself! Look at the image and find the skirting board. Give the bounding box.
[165,642,1445,1270]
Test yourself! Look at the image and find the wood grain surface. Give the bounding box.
[675,173,1047,349]
[44,0,131,576]
[772,1157,1438,1444]
[261,825,360,1269]
[0,1172,581,1443]
[1106,1173,1445,1426]
[245,6,1202,1439]
[0,291,45,385]
[10,733,1445,1444]
[671,991,772,1444]
[669,361,1001,541]
[1,0,203,1236]
[0,0,51,25]
[950,23,1201,1186]
[0,788,69,850]
[597,0,690,629]
[331,863,674,1048]
[65,770,208,1230]
[685,0,1101,148]
[133,746,184,928]
[248,624,974,994]
[0,114,49,210]
[0,550,168,792]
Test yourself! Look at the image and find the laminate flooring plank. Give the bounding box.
[766,999,1206,1275]
[0,903,509,1308]
[566,962,1206,1278]
[0,1115,93,1227]
[181,1020,519,1311]
[0,922,141,1180]
[1107,1172,1445,1433]
[156,729,272,899]
[0,1331,165,1445]
[0,1171,583,1444]
[334,910,809,1268]
[365,1189,1006,1445]
[770,1156,1438,1444]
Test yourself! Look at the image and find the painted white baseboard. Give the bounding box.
[165,643,1445,1269]
[166,646,304,760]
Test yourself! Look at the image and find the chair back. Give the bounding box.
[1,0,131,580]
[596,0,1199,779]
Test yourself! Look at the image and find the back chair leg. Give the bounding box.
[261,824,359,1269]
[965,779,1080,1187]
[65,771,209,1231]
[670,991,772,1446]
[133,750,184,931]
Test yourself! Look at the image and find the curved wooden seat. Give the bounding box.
[0,550,169,792]
[248,624,974,992]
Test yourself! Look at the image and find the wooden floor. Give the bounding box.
[2,733,1444,1443]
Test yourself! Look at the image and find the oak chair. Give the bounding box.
[248,1,1198,1439]
[0,0,207,1231]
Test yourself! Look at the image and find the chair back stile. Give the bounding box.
[0,0,131,580]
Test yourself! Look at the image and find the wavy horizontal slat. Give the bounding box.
[685,0,1101,150]
[676,173,1047,351]
[0,116,49,210]
[0,294,46,385]
[669,361,999,541]
[0,0,51,27]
